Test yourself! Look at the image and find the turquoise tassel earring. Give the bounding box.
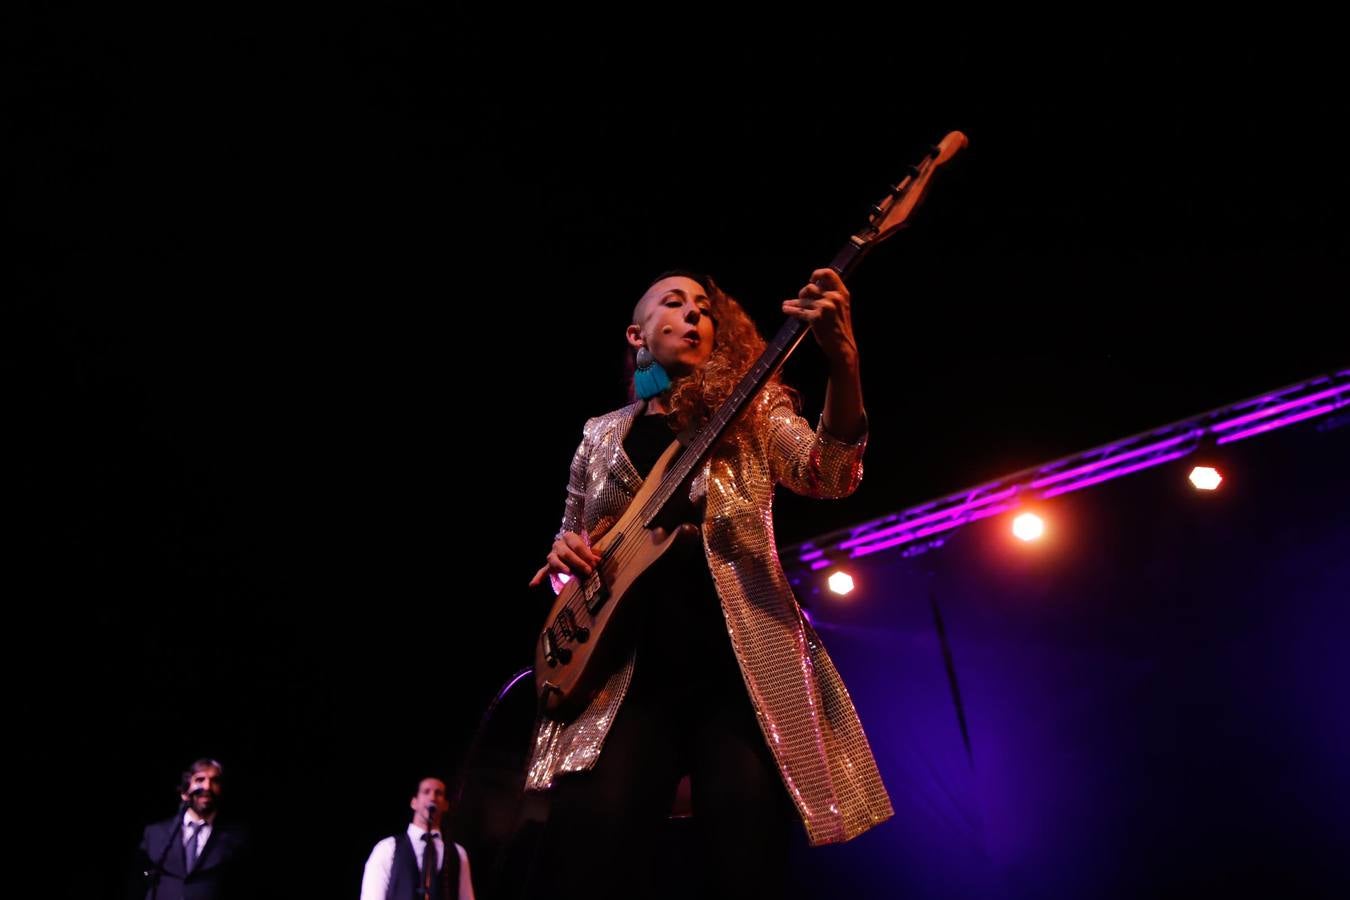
[634,346,671,399]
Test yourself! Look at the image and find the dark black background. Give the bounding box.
[10,8,1347,897]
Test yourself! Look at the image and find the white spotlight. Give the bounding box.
[827,571,855,596]
[1189,466,1223,490]
[1012,512,1045,542]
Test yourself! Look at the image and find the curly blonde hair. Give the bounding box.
[626,274,796,435]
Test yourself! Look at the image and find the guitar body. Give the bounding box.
[534,438,698,720]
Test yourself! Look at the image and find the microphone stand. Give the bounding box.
[146,797,191,900]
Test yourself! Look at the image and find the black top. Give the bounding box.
[622,413,743,706]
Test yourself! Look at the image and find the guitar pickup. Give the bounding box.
[581,572,609,617]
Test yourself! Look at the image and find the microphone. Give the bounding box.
[188,787,207,796]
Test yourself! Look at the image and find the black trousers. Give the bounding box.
[527,656,795,900]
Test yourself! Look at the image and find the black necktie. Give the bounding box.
[184,821,203,874]
[421,832,437,897]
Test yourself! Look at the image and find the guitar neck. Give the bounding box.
[630,131,969,528]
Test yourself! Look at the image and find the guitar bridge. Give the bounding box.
[558,607,589,643]
[541,628,571,667]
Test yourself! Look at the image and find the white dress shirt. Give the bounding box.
[360,822,475,900]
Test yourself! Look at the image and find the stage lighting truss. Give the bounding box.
[788,368,1350,579]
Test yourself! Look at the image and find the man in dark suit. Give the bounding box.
[139,757,250,900]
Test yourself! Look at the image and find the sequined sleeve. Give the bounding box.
[762,385,868,499]
[548,424,592,595]
[556,426,591,539]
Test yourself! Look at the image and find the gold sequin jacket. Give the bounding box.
[526,385,894,845]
